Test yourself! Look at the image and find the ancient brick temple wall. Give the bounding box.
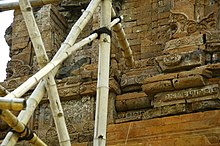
[1,0,220,146]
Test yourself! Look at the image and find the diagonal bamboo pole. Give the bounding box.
[0,109,47,146]
[93,0,112,145]
[0,0,59,12]
[19,0,70,145]
[1,17,120,146]
[2,0,102,101]
[1,17,119,102]
[0,81,47,146]
[1,81,46,146]
[2,15,121,146]
[111,9,134,67]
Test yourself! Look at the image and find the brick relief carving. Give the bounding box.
[2,0,220,145]
[6,59,31,79]
[33,96,95,145]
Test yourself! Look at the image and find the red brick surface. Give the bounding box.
[107,110,220,146]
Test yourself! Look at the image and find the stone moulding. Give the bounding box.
[164,34,205,53]
[142,68,212,95]
[120,66,159,93]
[115,92,151,112]
[57,78,121,100]
[153,84,220,107]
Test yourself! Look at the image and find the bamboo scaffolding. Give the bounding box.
[111,9,134,67]
[0,0,59,12]
[0,85,25,111]
[0,110,47,146]
[93,0,112,146]
[2,17,119,101]
[2,15,120,146]
[1,81,46,146]
[0,81,46,146]
[0,0,128,145]
[3,0,102,101]
[19,0,70,145]
[0,97,25,111]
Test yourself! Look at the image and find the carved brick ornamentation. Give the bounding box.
[153,84,220,107]
[6,59,31,79]
[155,50,206,72]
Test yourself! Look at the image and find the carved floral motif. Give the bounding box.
[6,59,31,79]
[170,12,216,37]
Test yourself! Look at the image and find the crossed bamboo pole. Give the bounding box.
[1,18,121,146]
[0,81,47,146]
[1,0,104,144]
[0,0,134,145]
[18,0,71,145]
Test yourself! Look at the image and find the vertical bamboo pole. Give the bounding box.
[3,0,101,101]
[2,0,102,144]
[93,0,112,145]
[18,0,70,145]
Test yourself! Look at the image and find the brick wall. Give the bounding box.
[1,0,220,145]
[107,110,220,146]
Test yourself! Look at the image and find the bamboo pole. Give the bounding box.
[0,85,25,111]
[1,17,120,146]
[19,0,70,145]
[1,15,119,102]
[1,13,121,146]
[111,9,134,67]
[0,109,47,146]
[93,0,112,145]
[2,0,102,100]
[0,0,59,12]
[2,81,46,146]
[0,97,25,111]
[0,0,121,145]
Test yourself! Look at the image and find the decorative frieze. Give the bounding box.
[142,68,211,95]
[153,84,220,107]
[120,66,158,93]
[165,34,205,52]
[116,109,146,123]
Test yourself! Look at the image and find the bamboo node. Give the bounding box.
[26,6,32,11]
[57,112,63,117]
[10,125,35,141]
